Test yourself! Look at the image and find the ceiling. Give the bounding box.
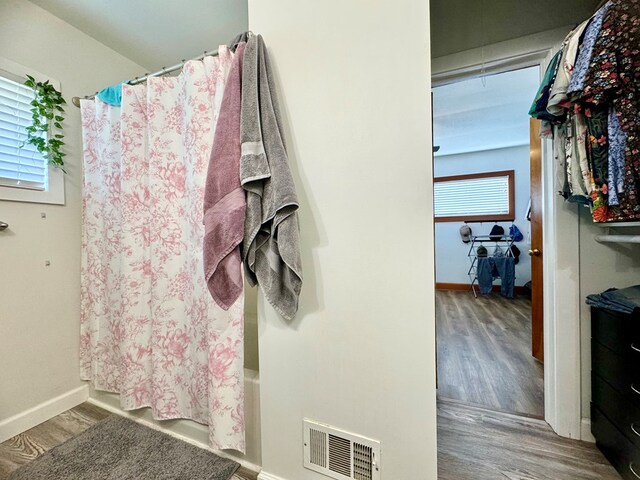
[29,0,599,73]
[430,0,601,58]
[28,0,248,71]
[433,66,540,157]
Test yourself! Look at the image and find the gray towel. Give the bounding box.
[240,34,302,320]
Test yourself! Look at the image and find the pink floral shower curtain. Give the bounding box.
[79,47,246,452]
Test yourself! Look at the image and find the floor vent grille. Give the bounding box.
[303,419,380,480]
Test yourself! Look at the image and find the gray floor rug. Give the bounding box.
[9,415,239,480]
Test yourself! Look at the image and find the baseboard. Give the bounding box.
[0,384,89,443]
[257,472,288,480]
[436,282,527,295]
[87,396,262,474]
[581,418,596,443]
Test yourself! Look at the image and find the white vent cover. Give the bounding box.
[303,419,381,480]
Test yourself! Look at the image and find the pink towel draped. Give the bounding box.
[203,42,247,309]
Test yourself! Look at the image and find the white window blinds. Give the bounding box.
[0,74,47,190]
[434,173,512,219]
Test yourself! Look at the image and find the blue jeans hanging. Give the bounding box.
[477,257,516,298]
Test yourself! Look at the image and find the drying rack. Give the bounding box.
[467,235,516,298]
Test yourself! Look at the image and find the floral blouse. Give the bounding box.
[580,0,640,220]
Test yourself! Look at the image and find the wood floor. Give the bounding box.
[438,399,620,479]
[0,401,619,479]
[0,403,258,480]
[436,289,545,418]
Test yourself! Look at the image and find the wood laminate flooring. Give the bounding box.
[1,402,619,479]
[0,403,258,480]
[436,289,544,418]
[438,399,620,479]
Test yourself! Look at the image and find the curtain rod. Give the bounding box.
[71,48,220,108]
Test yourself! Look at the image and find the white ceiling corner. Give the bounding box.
[28,0,249,71]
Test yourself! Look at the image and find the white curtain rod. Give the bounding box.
[71,48,220,108]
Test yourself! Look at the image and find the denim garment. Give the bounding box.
[586,286,640,314]
[476,257,516,298]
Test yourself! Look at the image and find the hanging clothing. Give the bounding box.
[607,107,627,206]
[80,48,247,453]
[240,34,303,320]
[584,106,619,222]
[530,0,640,222]
[553,123,570,198]
[476,257,516,298]
[204,42,247,309]
[580,0,640,220]
[567,1,614,98]
[529,48,565,123]
[575,109,594,197]
[547,20,590,117]
[565,111,590,203]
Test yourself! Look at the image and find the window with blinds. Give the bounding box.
[0,73,47,191]
[434,170,515,222]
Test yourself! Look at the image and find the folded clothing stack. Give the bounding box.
[586,285,640,314]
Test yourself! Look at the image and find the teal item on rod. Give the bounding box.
[96,83,125,106]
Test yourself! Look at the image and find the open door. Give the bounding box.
[529,118,544,362]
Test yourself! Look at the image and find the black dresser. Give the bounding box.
[591,306,640,479]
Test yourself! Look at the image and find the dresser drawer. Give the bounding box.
[592,405,640,480]
[593,372,640,450]
[592,307,640,357]
[592,340,640,403]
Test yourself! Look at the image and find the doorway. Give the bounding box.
[433,66,544,419]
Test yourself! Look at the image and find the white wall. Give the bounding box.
[434,145,531,286]
[249,1,436,480]
[0,0,144,438]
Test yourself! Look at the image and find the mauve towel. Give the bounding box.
[240,34,302,320]
[203,42,246,309]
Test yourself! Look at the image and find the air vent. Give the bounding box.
[310,428,327,468]
[353,442,373,480]
[303,419,381,480]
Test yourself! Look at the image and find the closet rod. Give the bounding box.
[595,234,640,244]
[71,48,220,108]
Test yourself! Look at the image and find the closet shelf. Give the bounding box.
[594,222,640,244]
[595,234,640,244]
[595,221,640,228]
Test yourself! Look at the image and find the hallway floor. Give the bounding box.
[436,289,544,418]
[438,399,620,479]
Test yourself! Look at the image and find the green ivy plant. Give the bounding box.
[23,75,67,172]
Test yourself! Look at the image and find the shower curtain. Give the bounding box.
[79,47,246,452]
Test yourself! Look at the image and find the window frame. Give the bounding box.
[0,56,64,205]
[433,169,515,223]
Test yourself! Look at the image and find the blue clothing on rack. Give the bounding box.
[477,256,516,298]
